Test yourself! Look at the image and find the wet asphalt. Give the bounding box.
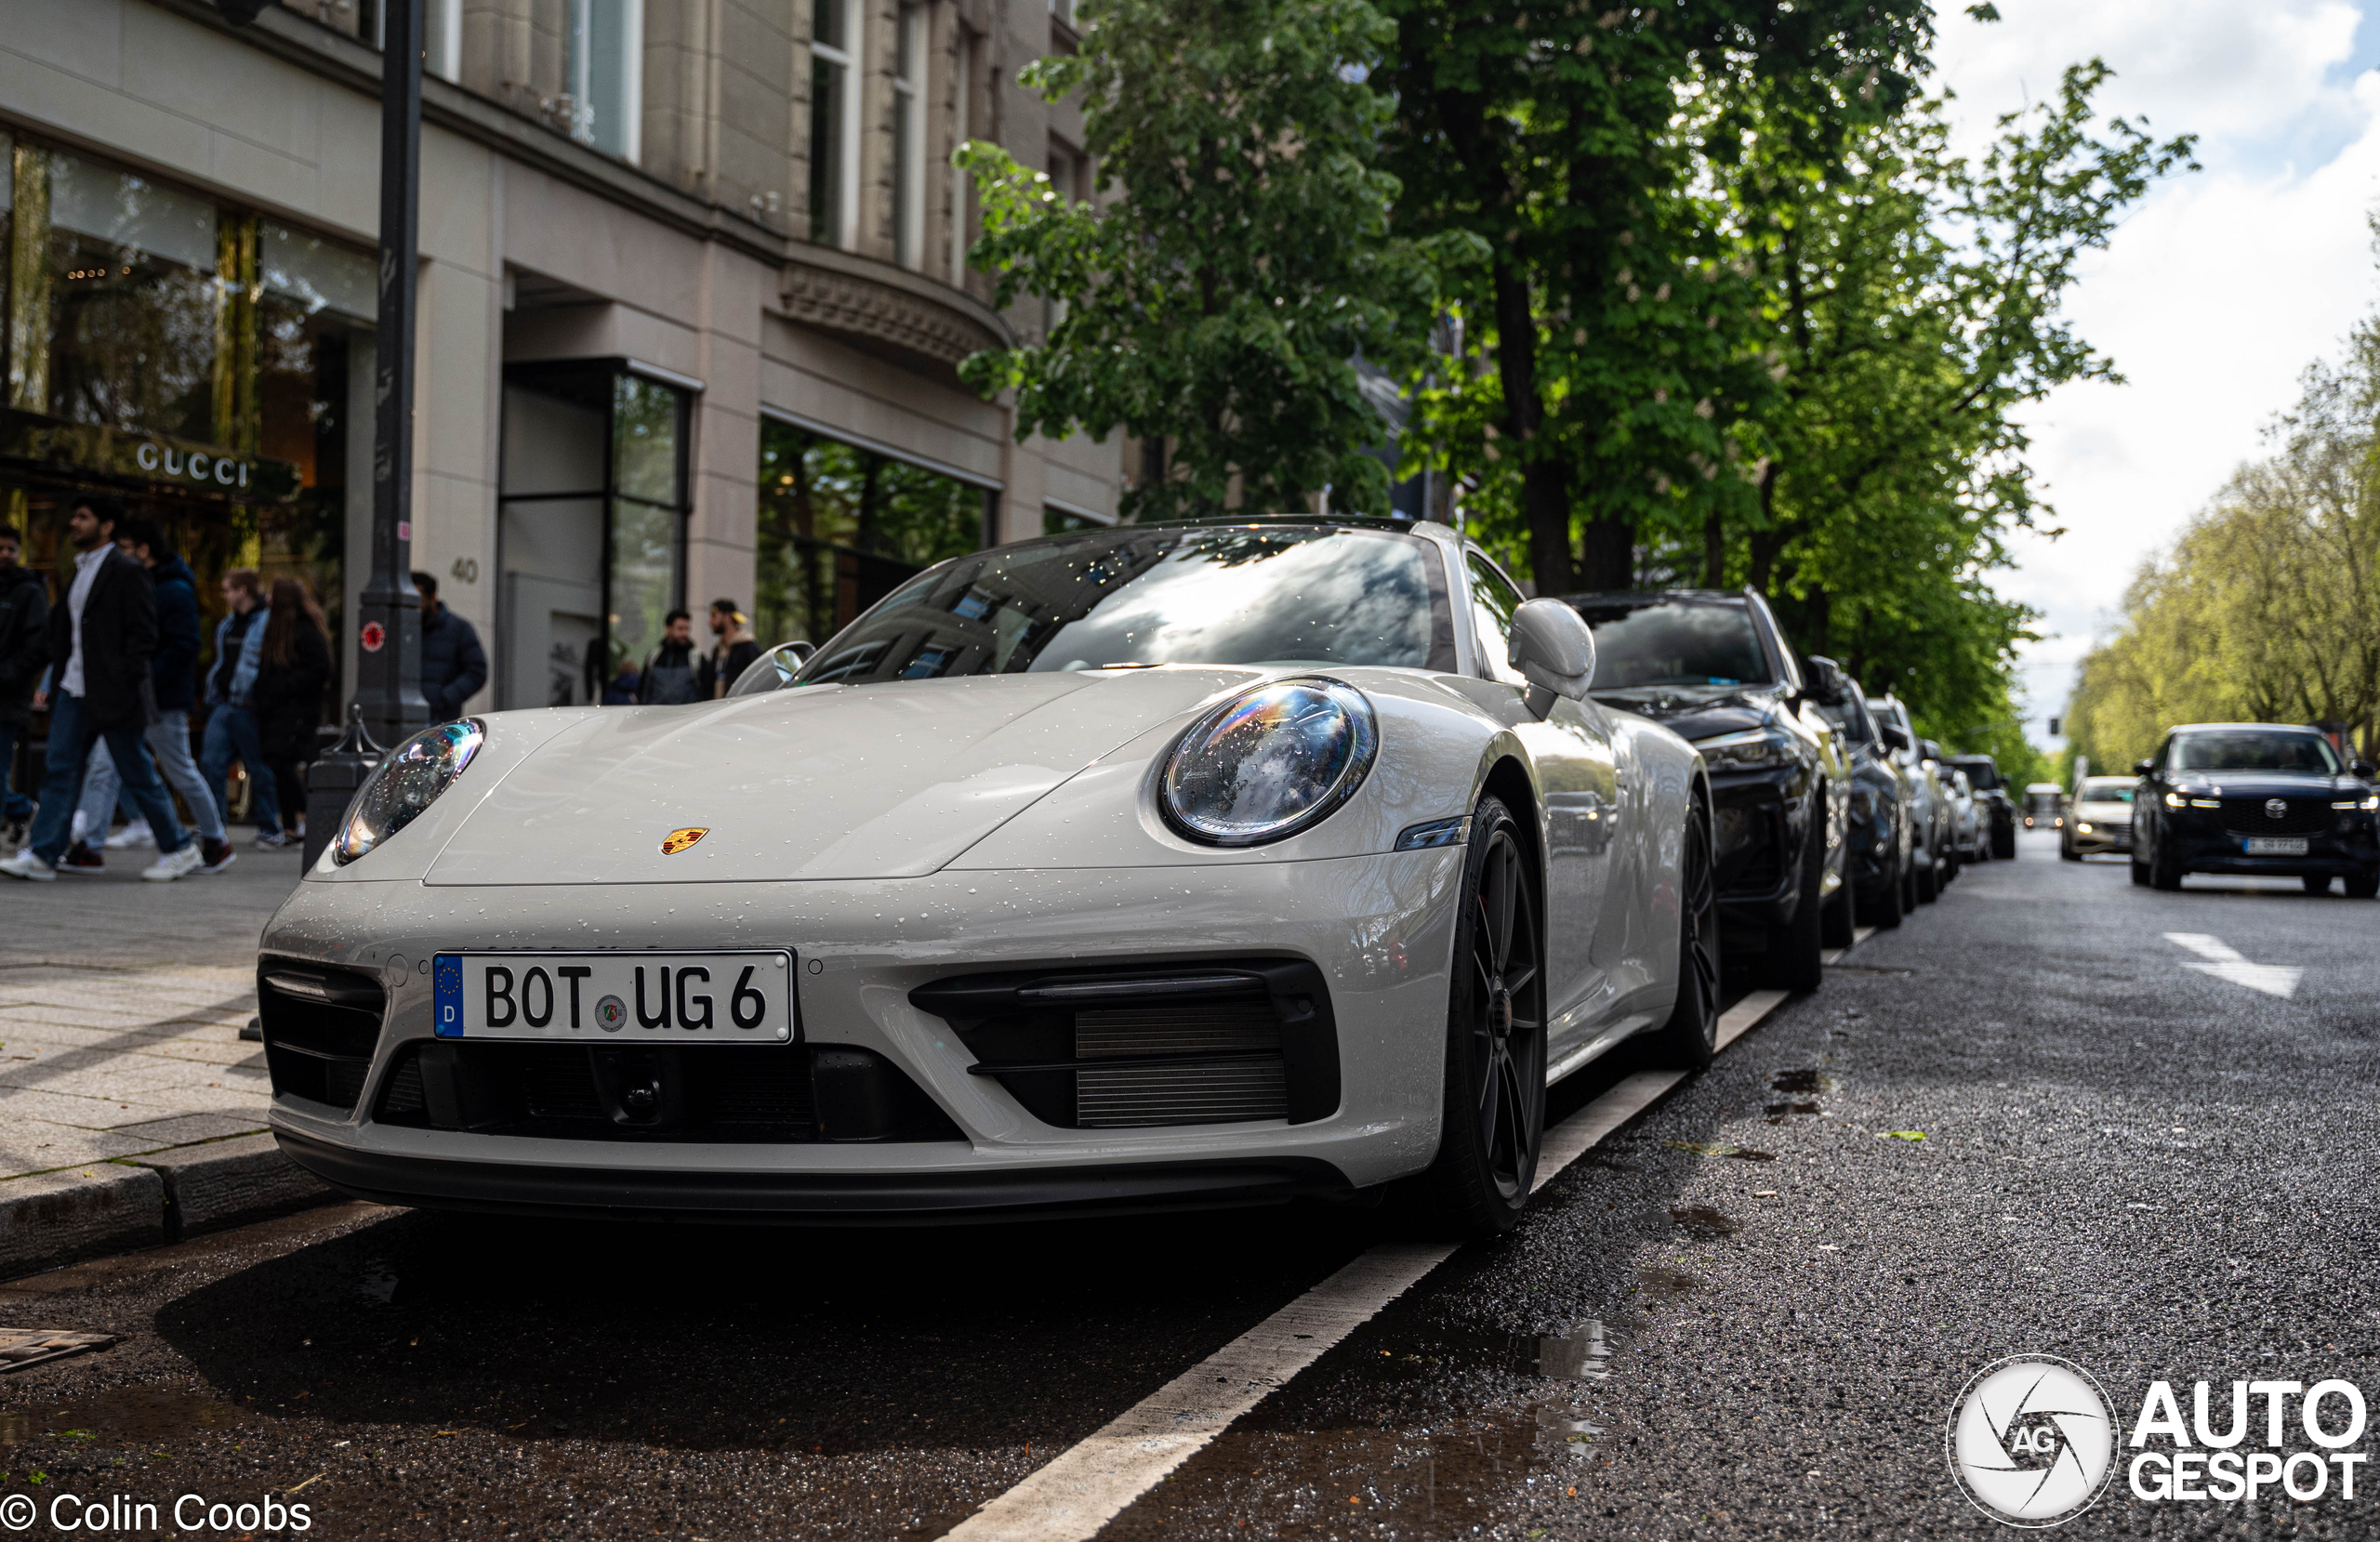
[2,828,2375,1540]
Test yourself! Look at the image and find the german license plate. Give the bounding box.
[431,952,797,1042]
[2243,837,2308,856]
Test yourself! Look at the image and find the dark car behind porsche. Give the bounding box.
[2132,723,2380,894]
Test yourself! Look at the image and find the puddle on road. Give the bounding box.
[0,1385,246,1447]
[1770,1068,1829,1094]
[1668,1205,1741,1240]
[1633,1266,1700,1305]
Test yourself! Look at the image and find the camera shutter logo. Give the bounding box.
[1947,1354,2118,1526]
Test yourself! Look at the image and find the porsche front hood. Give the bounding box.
[423,668,1260,885]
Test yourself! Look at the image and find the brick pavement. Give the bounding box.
[0,846,304,1183]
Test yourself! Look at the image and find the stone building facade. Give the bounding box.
[0,0,1114,714]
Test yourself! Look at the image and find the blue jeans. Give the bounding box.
[28,693,186,864]
[78,710,227,844]
[0,722,31,822]
[200,704,279,831]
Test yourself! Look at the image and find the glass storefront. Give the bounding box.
[753,418,993,652]
[497,362,690,707]
[1,128,372,718]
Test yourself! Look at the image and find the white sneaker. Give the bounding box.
[141,843,205,883]
[104,823,157,850]
[0,849,57,882]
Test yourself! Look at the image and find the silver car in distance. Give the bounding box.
[261,518,1715,1234]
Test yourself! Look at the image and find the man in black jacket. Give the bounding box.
[412,572,487,721]
[0,524,48,836]
[0,497,196,882]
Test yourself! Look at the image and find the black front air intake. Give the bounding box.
[908,960,1341,1129]
[257,960,389,1114]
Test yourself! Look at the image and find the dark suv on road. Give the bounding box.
[1808,663,1913,928]
[1941,754,2018,859]
[2133,724,2380,894]
[1565,588,1850,989]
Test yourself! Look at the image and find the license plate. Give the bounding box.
[2244,837,2308,856]
[432,952,797,1042]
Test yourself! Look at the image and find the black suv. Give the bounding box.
[1807,661,1913,928]
[1941,754,2018,859]
[1565,588,1851,989]
[2133,723,2380,894]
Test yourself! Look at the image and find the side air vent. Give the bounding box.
[908,959,1340,1129]
[258,959,388,1114]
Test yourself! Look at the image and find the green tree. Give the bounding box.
[956,0,1463,521]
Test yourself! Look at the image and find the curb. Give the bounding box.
[0,1136,341,1283]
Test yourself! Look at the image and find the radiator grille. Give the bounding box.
[2219,797,2332,836]
[257,961,387,1114]
[1078,1060,1289,1127]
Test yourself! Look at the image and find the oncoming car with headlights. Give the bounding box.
[261,519,1715,1235]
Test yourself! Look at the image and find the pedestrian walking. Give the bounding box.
[638,609,702,704]
[696,599,760,698]
[0,523,49,845]
[0,496,197,882]
[199,569,278,837]
[602,659,641,704]
[68,519,236,873]
[248,575,331,849]
[412,570,487,721]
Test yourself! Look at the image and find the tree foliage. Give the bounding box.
[2065,322,2380,773]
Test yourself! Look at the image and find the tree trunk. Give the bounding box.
[1702,507,1725,588]
[1488,253,1571,595]
[1577,516,1633,592]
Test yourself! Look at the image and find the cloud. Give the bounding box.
[1931,1,2380,741]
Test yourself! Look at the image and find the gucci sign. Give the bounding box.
[134,441,257,489]
[0,407,300,503]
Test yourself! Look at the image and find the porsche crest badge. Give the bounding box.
[660,827,708,856]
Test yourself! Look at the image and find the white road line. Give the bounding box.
[945,943,1855,1542]
[2162,931,2300,998]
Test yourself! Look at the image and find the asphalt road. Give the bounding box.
[3,829,2375,1540]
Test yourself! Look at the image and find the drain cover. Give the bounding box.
[0,1328,117,1371]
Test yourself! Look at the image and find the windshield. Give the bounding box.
[1817,694,1875,745]
[2078,778,2135,803]
[1948,758,2000,790]
[2169,731,2341,774]
[1575,600,1771,690]
[796,525,1454,684]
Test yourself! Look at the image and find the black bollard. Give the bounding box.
[302,704,384,870]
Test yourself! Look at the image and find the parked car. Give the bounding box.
[2131,722,2380,894]
[2022,784,2065,830]
[263,517,1720,1237]
[1566,588,1852,988]
[1920,739,1964,884]
[1807,660,1911,929]
[1946,768,1985,863]
[1868,696,1950,904]
[2062,775,2135,860]
[1941,753,2018,858]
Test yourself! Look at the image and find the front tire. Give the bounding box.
[1759,804,1827,992]
[1409,794,1545,1237]
[1914,837,1941,904]
[1869,853,1905,929]
[2303,874,2334,895]
[2347,867,2380,899]
[1647,798,1719,1069]
[2150,837,2184,890]
[2130,851,2149,886]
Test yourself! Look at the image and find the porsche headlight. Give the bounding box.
[2164,792,2187,810]
[1697,727,1794,771]
[332,719,484,865]
[1161,679,1377,846]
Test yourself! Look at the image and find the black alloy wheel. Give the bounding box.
[1410,794,1546,1236]
[1649,799,1720,1068]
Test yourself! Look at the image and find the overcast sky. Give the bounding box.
[1929,1,2380,750]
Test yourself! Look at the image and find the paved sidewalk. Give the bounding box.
[0,846,304,1183]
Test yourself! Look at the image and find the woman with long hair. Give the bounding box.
[248,575,332,849]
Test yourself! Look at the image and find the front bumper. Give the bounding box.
[1708,765,1814,930]
[259,852,1467,1219]
[2070,822,2131,854]
[2163,817,2378,876]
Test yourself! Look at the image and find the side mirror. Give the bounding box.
[724,639,815,698]
[2355,760,2375,780]
[1801,655,1851,707]
[1509,600,1595,714]
[2133,759,2154,777]
[1879,723,1911,754]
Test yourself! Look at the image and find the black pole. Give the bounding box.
[359,0,429,747]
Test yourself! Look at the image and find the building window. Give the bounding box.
[892,4,927,270]
[809,0,861,248]
[949,28,974,286]
[496,363,688,707]
[756,418,993,651]
[564,0,643,163]
[425,0,462,84]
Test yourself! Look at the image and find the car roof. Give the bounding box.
[1560,588,1745,607]
[2169,722,2324,734]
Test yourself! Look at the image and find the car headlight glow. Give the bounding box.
[2164,792,2187,809]
[1697,727,1794,771]
[332,719,484,865]
[2075,821,2092,833]
[1161,679,1377,846]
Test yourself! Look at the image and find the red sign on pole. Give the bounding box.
[361,621,387,653]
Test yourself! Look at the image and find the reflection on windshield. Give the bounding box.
[1573,600,1770,689]
[798,526,1454,685]
[2079,780,2135,803]
[2170,732,2340,774]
